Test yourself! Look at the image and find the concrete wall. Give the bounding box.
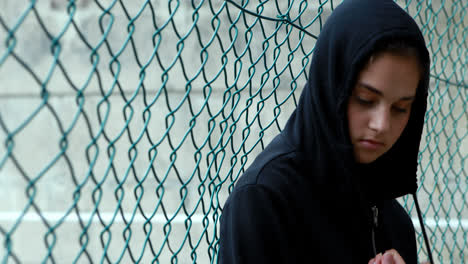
[0,0,466,263]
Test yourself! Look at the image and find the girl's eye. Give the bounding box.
[355,96,373,105]
[392,106,408,113]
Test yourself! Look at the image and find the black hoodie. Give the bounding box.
[218,0,431,263]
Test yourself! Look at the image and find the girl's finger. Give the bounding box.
[382,252,395,264]
[375,253,383,264]
[384,249,406,264]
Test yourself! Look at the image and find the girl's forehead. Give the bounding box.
[354,53,420,98]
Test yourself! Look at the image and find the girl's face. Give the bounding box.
[347,52,421,164]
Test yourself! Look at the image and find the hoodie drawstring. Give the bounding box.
[371,205,379,256]
[413,193,434,264]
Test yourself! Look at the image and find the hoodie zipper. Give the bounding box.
[371,205,379,256]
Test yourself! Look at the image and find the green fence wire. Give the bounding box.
[0,0,466,263]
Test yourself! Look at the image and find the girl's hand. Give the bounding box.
[368,249,405,264]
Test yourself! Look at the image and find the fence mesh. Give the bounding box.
[0,0,466,263]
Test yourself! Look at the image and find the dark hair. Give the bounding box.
[369,38,426,77]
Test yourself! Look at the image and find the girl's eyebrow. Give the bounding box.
[358,82,416,101]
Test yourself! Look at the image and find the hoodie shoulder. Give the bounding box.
[231,134,304,195]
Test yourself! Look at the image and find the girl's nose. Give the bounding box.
[368,106,390,133]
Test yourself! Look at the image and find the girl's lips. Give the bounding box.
[358,139,385,150]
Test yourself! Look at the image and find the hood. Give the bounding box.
[282,0,430,201]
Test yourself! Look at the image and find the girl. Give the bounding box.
[219,0,433,263]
